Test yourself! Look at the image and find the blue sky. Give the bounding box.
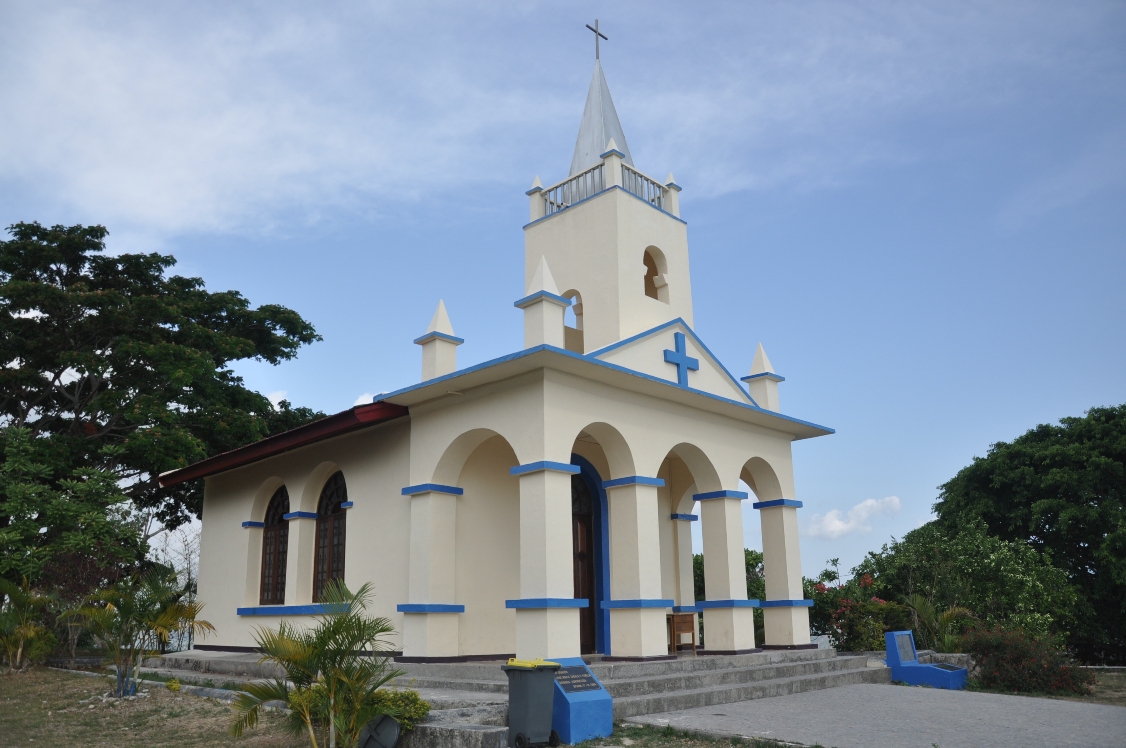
[2,1,1124,577]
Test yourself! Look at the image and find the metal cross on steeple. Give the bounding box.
[585,19,608,60]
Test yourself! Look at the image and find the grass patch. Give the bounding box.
[583,722,822,748]
[0,667,302,747]
[966,671,1126,707]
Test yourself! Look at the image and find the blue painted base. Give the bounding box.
[550,657,613,744]
[885,631,967,690]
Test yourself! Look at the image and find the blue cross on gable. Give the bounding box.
[663,331,699,387]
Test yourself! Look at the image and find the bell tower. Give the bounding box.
[523,56,693,354]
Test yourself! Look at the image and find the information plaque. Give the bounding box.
[555,666,601,693]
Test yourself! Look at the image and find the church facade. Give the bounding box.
[164,59,831,663]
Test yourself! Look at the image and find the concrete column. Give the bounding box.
[759,501,811,646]
[664,175,681,218]
[527,177,546,222]
[284,513,318,606]
[605,478,671,658]
[672,514,697,608]
[242,524,263,606]
[400,488,460,658]
[697,491,757,653]
[601,139,623,188]
[512,465,581,660]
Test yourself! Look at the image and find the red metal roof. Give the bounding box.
[157,401,409,487]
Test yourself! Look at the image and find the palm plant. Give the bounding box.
[80,568,214,695]
[904,593,972,652]
[0,577,52,671]
[230,581,404,748]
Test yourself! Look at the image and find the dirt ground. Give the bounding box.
[0,667,304,747]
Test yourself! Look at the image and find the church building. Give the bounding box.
[162,55,830,664]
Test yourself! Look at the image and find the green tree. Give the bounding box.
[0,428,143,585]
[0,577,53,671]
[80,568,214,696]
[231,581,404,748]
[933,405,1126,663]
[0,222,322,533]
[854,520,1075,641]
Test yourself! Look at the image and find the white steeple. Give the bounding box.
[415,300,462,381]
[569,60,634,176]
[526,255,560,296]
[742,343,784,412]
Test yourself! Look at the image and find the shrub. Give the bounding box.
[167,678,181,692]
[961,626,1094,695]
[373,689,430,731]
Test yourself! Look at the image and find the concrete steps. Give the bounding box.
[153,648,889,747]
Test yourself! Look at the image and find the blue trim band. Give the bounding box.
[241,521,264,528]
[752,499,803,509]
[282,511,317,520]
[673,605,701,613]
[514,290,572,309]
[340,501,354,509]
[599,599,675,609]
[698,599,762,609]
[760,599,815,608]
[413,331,464,346]
[693,490,749,501]
[506,598,590,609]
[375,341,834,436]
[741,372,785,383]
[510,461,581,476]
[670,513,699,521]
[602,476,665,489]
[599,148,627,159]
[526,186,543,195]
[238,605,326,616]
[402,483,464,496]
[396,604,465,613]
[666,181,682,191]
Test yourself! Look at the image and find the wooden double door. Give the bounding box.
[571,472,598,654]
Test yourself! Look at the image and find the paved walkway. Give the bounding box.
[625,683,1126,748]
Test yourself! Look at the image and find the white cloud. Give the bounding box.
[267,390,287,408]
[353,393,374,406]
[805,496,901,539]
[0,1,1116,241]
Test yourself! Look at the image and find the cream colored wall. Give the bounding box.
[525,188,692,353]
[455,435,520,656]
[197,418,411,649]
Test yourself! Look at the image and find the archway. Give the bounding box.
[569,423,634,654]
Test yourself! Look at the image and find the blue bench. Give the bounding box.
[884,630,967,689]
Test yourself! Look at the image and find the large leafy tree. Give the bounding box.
[933,405,1126,663]
[0,222,322,535]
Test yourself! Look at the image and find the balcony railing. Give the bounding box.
[622,165,665,210]
[544,163,605,216]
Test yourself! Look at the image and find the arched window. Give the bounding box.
[259,486,290,605]
[313,471,347,601]
[643,247,669,303]
[563,289,584,354]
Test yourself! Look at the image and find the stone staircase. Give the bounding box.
[151,648,888,747]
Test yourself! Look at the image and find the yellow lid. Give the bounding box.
[505,657,561,669]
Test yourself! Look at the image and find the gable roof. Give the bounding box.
[588,318,757,406]
[157,401,408,487]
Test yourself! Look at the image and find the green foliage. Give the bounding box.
[903,594,972,653]
[961,626,1095,695]
[853,520,1074,641]
[80,568,214,696]
[372,689,430,731]
[0,577,53,670]
[0,222,322,531]
[934,405,1126,663]
[230,581,406,748]
[804,571,912,651]
[0,427,144,588]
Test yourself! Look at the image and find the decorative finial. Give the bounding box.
[585,19,608,60]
